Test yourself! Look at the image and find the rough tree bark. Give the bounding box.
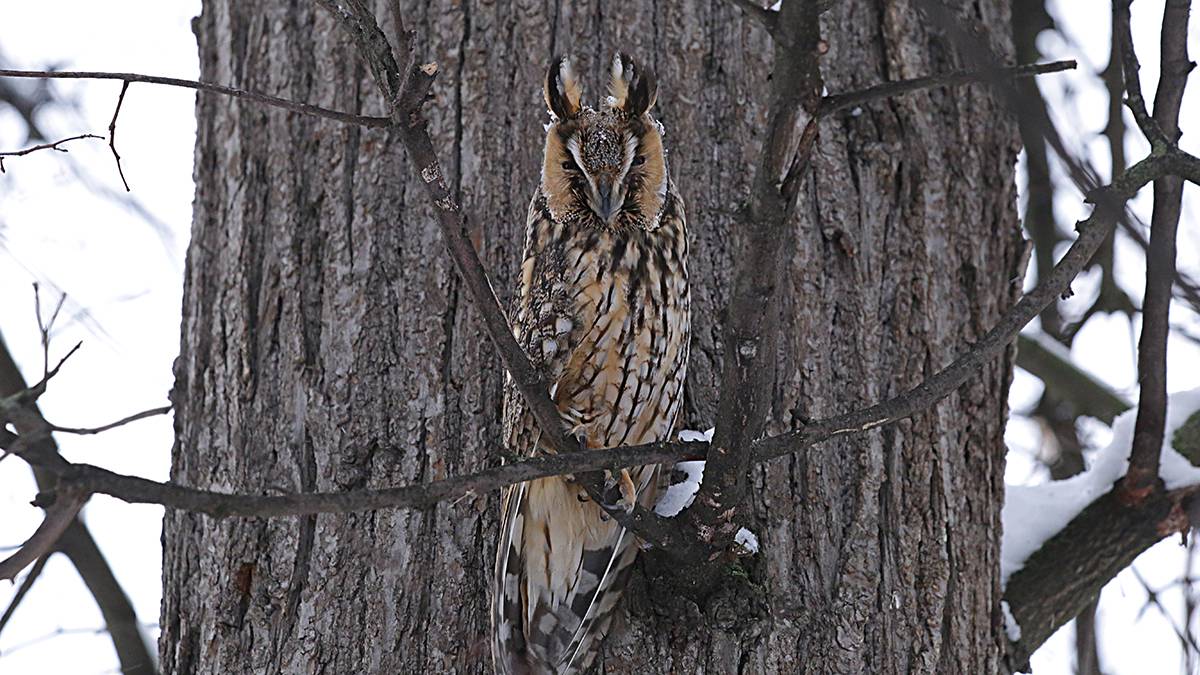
[161,0,1023,672]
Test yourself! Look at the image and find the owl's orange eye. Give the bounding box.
[632,155,646,166]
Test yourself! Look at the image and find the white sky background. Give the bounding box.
[0,1,1197,674]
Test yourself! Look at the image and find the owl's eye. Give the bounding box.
[561,161,574,170]
[632,155,646,166]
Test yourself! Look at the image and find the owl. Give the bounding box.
[491,53,690,674]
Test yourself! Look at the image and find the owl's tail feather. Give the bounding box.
[560,528,630,671]
[492,480,532,674]
[492,469,654,675]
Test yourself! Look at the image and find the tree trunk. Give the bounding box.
[161,0,1023,672]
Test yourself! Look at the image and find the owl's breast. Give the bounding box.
[546,214,689,451]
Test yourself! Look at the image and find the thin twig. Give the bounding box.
[1113,0,1171,149]
[1,340,83,416]
[25,440,704,518]
[0,334,158,675]
[32,283,67,380]
[107,81,131,191]
[820,60,1077,116]
[0,69,390,128]
[0,552,50,640]
[47,404,172,436]
[33,282,48,376]
[1130,565,1200,654]
[0,134,104,173]
[388,0,417,114]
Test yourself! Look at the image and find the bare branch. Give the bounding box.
[0,552,50,639]
[820,60,1077,116]
[0,335,157,674]
[0,134,103,173]
[56,522,157,674]
[1006,483,1200,668]
[0,341,82,422]
[1015,334,1131,424]
[107,81,131,191]
[47,404,172,436]
[689,0,825,553]
[27,440,702,518]
[0,68,391,128]
[754,150,1182,463]
[724,0,780,37]
[1112,0,1172,149]
[0,488,87,582]
[1122,0,1191,500]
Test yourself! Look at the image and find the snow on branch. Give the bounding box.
[1002,389,1200,585]
[1004,392,1200,668]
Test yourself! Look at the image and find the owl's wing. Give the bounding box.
[493,191,580,673]
[500,193,568,458]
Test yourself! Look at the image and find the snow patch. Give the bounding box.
[1001,600,1021,642]
[678,428,714,443]
[655,461,705,517]
[655,428,713,517]
[734,527,759,555]
[1001,388,1200,585]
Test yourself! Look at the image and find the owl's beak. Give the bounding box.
[595,181,619,223]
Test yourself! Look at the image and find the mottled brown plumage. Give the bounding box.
[492,54,689,674]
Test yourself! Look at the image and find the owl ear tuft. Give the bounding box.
[608,52,657,116]
[544,56,583,120]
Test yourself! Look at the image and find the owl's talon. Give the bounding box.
[598,468,637,515]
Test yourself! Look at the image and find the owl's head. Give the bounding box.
[540,54,667,231]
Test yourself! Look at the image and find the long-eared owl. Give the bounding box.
[491,54,690,674]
